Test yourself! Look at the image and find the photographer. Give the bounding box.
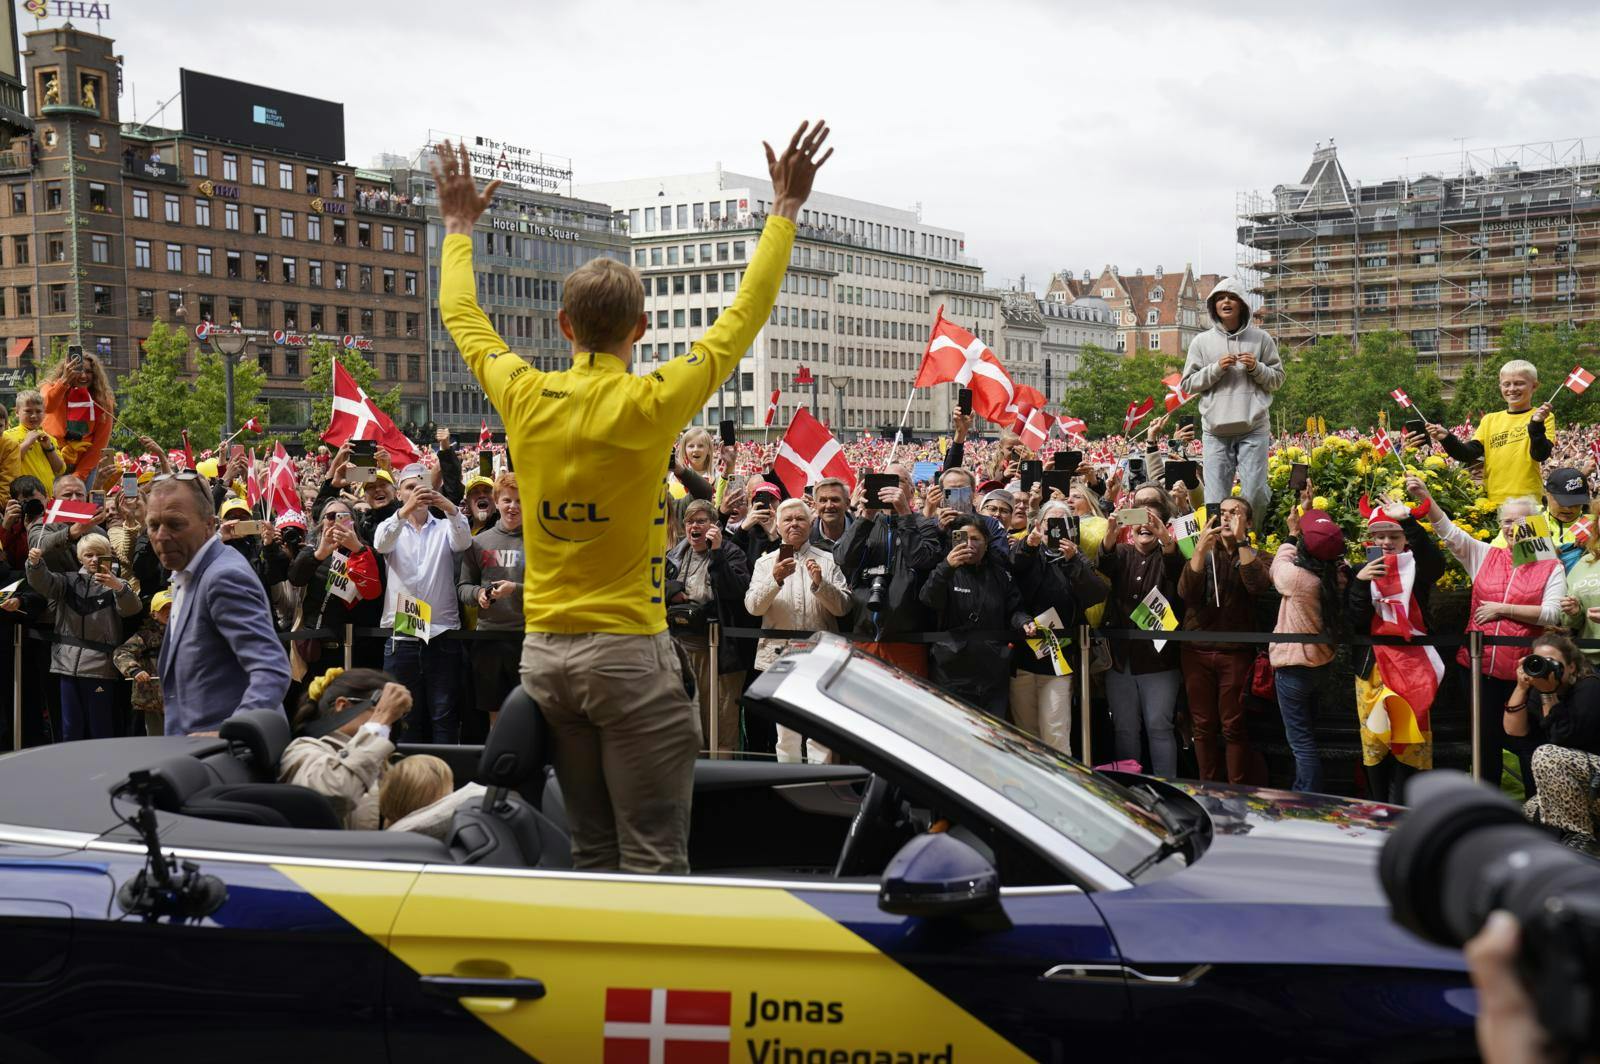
[920,514,1032,718]
[745,497,850,763]
[730,479,780,560]
[2,474,46,567]
[1010,500,1109,752]
[835,463,942,677]
[1507,632,1600,852]
[665,499,752,758]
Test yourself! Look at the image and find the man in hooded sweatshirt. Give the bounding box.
[1180,279,1284,529]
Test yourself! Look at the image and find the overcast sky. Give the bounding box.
[90,0,1600,292]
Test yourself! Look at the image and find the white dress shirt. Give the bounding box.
[169,534,222,629]
[374,510,472,638]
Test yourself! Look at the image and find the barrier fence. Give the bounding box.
[6,619,1587,782]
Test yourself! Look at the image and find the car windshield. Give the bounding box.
[822,647,1168,878]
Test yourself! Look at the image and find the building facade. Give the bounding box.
[1046,264,1220,358]
[1239,140,1600,377]
[0,25,429,431]
[380,154,628,436]
[1037,294,1116,382]
[576,170,985,438]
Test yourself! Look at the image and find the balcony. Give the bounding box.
[355,195,423,220]
[0,149,30,176]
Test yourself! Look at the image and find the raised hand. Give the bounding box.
[431,139,503,236]
[766,120,833,219]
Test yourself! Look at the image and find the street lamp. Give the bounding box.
[209,323,249,437]
[828,379,848,438]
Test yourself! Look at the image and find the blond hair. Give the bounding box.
[379,755,453,827]
[563,258,643,352]
[675,427,715,474]
[1499,359,1538,382]
[75,532,112,561]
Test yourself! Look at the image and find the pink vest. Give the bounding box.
[1457,548,1556,680]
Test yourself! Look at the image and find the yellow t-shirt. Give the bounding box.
[1474,408,1552,505]
[2,424,56,492]
[440,216,796,635]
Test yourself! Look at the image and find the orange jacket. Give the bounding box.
[41,377,112,479]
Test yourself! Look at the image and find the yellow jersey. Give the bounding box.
[1474,408,1552,505]
[2,424,55,492]
[440,216,795,635]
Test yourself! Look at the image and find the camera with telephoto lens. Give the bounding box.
[1522,654,1564,684]
[866,572,888,612]
[1380,771,1600,1053]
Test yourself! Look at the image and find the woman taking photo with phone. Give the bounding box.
[665,498,753,757]
[41,348,114,480]
[1508,631,1600,854]
[289,498,385,676]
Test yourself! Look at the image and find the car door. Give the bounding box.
[380,862,1130,1064]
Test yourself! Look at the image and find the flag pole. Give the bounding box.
[887,385,918,467]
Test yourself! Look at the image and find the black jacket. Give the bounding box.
[918,556,1030,713]
[834,512,943,639]
[1536,675,1600,755]
[1345,517,1445,680]
[664,539,755,674]
[288,545,385,633]
[1011,543,1110,676]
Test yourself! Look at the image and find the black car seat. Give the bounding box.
[220,709,293,782]
[142,753,341,830]
[448,688,571,868]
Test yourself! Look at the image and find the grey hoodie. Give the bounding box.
[456,520,524,631]
[1179,277,1284,437]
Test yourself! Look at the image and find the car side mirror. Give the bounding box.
[877,832,1001,918]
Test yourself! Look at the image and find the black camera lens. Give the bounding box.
[1522,654,1561,680]
[865,575,887,612]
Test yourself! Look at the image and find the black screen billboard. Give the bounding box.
[180,70,345,161]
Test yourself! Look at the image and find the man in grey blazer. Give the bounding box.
[147,475,290,736]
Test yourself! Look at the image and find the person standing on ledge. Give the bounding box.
[435,121,832,874]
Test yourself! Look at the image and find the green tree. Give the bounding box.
[184,349,267,448]
[1059,346,1181,436]
[1343,329,1445,430]
[1268,336,1350,432]
[114,320,193,445]
[300,341,403,450]
[1446,358,1500,425]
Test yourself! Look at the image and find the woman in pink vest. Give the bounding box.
[1406,476,1565,789]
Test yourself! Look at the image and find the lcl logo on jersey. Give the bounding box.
[537,500,610,542]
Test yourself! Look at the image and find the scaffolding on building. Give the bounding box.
[1236,136,1600,379]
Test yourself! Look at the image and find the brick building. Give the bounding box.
[1239,139,1600,379]
[0,25,428,431]
[1045,264,1220,357]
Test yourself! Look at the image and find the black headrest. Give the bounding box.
[478,688,545,788]
[185,783,342,831]
[220,709,292,780]
[143,755,212,812]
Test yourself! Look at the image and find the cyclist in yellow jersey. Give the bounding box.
[433,123,832,873]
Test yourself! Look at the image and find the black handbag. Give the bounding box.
[666,600,716,635]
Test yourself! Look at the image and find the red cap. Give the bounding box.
[1299,509,1345,561]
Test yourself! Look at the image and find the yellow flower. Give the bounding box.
[1312,495,1330,511]
[1231,484,1242,496]
[1356,457,1371,475]
[1424,455,1446,471]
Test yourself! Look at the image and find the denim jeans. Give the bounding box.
[1273,664,1324,793]
[385,637,463,744]
[1202,425,1271,529]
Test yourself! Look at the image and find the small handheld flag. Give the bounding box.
[764,388,781,428]
[1566,366,1594,395]
[479,418,492,448]
[43,498,99,525]
[1123,397,1155,435]
[1058,415,1087,438]
[1162,373,1195,413]
[1390,389,1412,409]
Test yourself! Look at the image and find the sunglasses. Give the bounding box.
[150,471,203,485]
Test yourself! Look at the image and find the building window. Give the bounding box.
[1411,281,1439,305]
[1411,329,1438,353]
[165,244,182,271]
[136,289,153,319]
[250,158,266,186]
[196,247,212,275]
[407,354,421,381]
[195,198,211,227]
[1362,284,1387,307]
[357,223,371,248]
[334,263,347,289]
[307,214,321,242]
[222,153,238,181]
[88,182,107,211]
[335,307,349,332]
[45,233,64,262]
[404,271,417,295]
[1147,331,1161,349]
[224,203,240,231]
[255,254,270,282]
[384,310,397,334]
[9,184,23,213]
[226,251,241,279]
[47,284,66,313]
[306,168,320,195]
[1469,278,1489,301]
[279,211,295,239]
[44,182,61,210]
[282,257,296,283]
[163,194,180,223]
[308,260,322,287]
[381,226,394,251]
[1512,275,1533,301]
[253,208,267,235]
[361,308,373,332]
[131,189,149,219]
[193,148,209,176]
[359,265,371,291]
[91,285,111,314]
[278,162,293,190]
[332,219,346,245]
[285,350,300,377]
[1468,325,1489,351]
[404,229,416,254]
[14,286,29,315]
[133,240,151,269]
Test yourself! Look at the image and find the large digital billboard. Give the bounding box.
[180,70,345,161]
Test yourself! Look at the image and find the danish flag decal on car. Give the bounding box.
[604,987,731,1063]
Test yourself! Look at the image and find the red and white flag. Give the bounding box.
[267,441,300,519]
[1565,366,1595,395]
[244,447,262,509]
[1123,398,1155,435]
[1058,415,1087,438]
[321,356,419,464]
[763,388,781,427]
[1390,388,1413,409]
[1013,406,1055,451]
[914,308,1018,424]
[773,407,855,498]
[1573,515,1596,547]
[242,417,263,433]
[43,498,98,525]
[604,987,730,1064]
[1371,429,1395,457]
[1001,384,1048,426]
[1590,438,1600,471]
[478,418,492,447]
[1162,373,1195,413]
[181,429,195,471]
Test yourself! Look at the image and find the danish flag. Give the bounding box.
[321,356,418,464]
[1371,429,1395,457]
[1123,398,1155,435]
[244,447,262,508]
[242,417,263,433]
[1573,515,1596,547]
[267,441,300,518]
[1058,415,1087,438]
[1162,373,1195,412]
[43,498,98,525]
[1565,366,1595,395]
[603,987,730,1064]
[773,407,855,498]
[764,388,781,427]
[479,418,492,448]
[1014,406,1055,451]
[914,308,1017,424]
[1390,388,1413,409]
